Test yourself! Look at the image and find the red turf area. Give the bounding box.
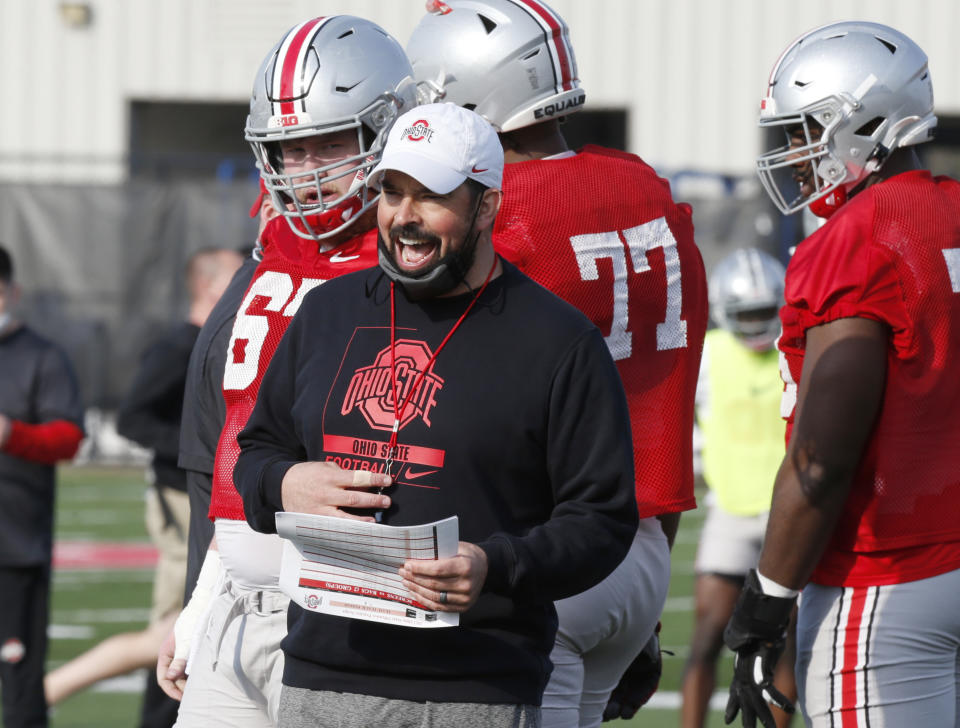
[53,541,159,569]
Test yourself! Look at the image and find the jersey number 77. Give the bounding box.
[569,216,688,360]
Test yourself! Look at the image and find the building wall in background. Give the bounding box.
[1,0,959,183]
[0,0,956,424]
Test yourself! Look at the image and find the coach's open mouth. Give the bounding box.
[395,235,439,272]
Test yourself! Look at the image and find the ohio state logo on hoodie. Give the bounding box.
[341,339,444,431]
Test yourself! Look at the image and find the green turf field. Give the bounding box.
[46,464,735,727]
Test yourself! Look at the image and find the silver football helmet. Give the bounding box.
[757,21,936,217]
[709,248,786,352]
[245,16,418,242]
[406,0,585,132]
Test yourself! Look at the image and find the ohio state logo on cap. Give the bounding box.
[403,120,435,142]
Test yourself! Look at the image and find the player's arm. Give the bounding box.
[723,316,886,728]
[157,536,222,700]
[757,316,886,588]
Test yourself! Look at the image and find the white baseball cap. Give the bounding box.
[369,103,503,194]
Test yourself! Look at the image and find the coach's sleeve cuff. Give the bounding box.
[261,459,296,513]
[478,534,516,595]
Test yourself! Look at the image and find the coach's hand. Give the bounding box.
[400,541,488,612]
[723,569,796,728]
[281,461,392,520]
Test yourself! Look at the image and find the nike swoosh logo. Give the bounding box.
[329,252,360,263]
[471,166,488,173]
[405,467,439,480]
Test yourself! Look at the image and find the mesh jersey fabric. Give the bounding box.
[494,145,708,517]
[779,170,960,586]
[209,220,379,520]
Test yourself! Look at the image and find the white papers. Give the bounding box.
[275,512,459,628]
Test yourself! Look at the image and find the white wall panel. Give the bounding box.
[2,0,959,182]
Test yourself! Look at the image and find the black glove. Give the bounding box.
[723,569,796,728]
[602,622,665,721]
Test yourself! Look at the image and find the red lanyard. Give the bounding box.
[385,256,498,477]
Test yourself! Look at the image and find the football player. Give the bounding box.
[723,21,960,728]
[406,2,709,726]
[159,16,416,727]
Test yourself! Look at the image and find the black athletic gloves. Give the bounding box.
[723,569,796,728]
[602,622,664,721]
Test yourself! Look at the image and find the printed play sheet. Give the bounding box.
[275,512,459,628]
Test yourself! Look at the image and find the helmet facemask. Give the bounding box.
[250,93,405,243]
[757,98,866,218]
[724,304,782,352]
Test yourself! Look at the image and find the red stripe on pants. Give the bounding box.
[840,587,868,727]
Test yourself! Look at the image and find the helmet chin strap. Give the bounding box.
[810,141,891,219]
[294,195,364,238]
[289,167,370,239]
[809,185,847,218]
[378,189,485,301]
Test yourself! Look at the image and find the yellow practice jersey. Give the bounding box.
[696,328,784,516]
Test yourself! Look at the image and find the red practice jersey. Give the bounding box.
[209,221,379,520]
[494,146,708,517]
[779,170,960,587]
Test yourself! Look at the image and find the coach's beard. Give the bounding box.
[377,226,481,301]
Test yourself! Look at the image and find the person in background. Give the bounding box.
[680,247,795,728]
[0,243,85,728]
[724,21,960,728]
[405,2,709,724]
[43,247,241,728]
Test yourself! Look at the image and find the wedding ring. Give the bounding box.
[439,591,448,605]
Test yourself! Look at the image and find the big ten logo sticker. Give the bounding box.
[224,272,325,390]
